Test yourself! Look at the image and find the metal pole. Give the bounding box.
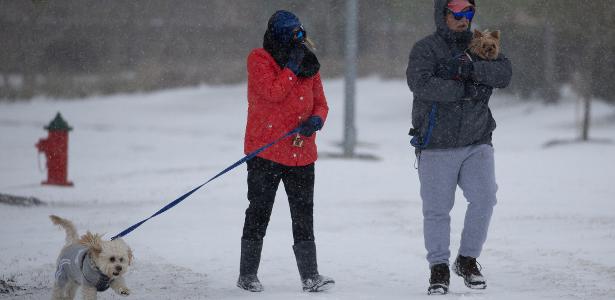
[343,0,358,157]
[543,23,558,104]
[581,92,591,141]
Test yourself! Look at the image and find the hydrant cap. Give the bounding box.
[45,112,73,131]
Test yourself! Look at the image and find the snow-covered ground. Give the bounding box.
[1,78,614,300]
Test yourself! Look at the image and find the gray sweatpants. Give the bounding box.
[418,144,497,267]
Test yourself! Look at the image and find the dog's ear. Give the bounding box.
[490,30,501,40]
[79,231,103,257]
[473,29,483,38]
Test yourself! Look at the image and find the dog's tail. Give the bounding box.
[50,215,78,244]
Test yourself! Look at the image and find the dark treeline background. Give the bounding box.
[1,0,614,103]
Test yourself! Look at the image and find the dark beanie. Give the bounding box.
[267,10,302,45]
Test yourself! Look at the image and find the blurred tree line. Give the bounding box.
[1,0,614,104]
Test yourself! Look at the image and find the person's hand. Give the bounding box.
[298,116,323,137]
[435,57,461,80]
[286,46,305,75]
[436,54,473,81]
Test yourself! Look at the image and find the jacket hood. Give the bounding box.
[263,11,320,78]
[268,10,302,46]
[434,0,475,44]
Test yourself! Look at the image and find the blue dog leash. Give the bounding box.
[410,103,437,150]
[111,127,301,240]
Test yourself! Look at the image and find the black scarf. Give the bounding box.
[263,29,320,78]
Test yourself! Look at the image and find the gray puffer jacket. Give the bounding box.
[406,0,512,150]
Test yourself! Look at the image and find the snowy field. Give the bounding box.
[1,78,615,300]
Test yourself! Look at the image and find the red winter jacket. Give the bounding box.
[244,48,329,166]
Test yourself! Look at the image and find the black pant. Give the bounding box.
[242,157,315,243]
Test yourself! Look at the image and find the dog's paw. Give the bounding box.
[118,287,131,296]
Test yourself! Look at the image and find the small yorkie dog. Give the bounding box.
[468,29,501,61]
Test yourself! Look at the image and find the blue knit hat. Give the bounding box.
[268,10,302,45]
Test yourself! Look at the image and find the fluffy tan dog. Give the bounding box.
[469,29,501,60]
[50,215,133,300]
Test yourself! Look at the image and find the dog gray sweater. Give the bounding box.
[55,244,112,291]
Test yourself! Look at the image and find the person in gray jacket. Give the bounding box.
[406,0,512,295]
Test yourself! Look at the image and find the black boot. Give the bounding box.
[237,239,264,292]
[292,241,335,292]
[427,263,450,295]
[453,255,486,289]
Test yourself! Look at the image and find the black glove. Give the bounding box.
[298,116,323,137]
[435,57,461,80]
[436,54,474,81]
[286,46,305,75]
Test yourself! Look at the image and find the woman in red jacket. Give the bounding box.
[237,10,334,293]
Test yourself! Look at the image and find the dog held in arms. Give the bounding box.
[468,29,501,60]
[458,29,501,100]
[50,215,132,300]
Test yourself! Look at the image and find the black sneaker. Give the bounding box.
[301,274,335,292]
[453,255,486,289]
[237,274,264,292]
[427,263,450,295]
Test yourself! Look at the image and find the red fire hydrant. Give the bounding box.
[36,112,73,186]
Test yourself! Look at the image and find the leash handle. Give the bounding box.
[111,127,300,240]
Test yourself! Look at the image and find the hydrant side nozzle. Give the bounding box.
[35,138,47,153]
